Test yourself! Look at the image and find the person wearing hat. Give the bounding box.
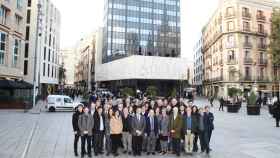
[72,104,83,157]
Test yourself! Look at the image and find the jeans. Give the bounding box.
[74,134,80,154]
[94,131,104,154]
[184,131,194,153]
[172,138,181,155]
[122,132,132,152]
[81,134,92,156]
[147,132,157,153]
[105,134,112,153]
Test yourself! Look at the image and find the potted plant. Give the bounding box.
[226,87,242,113]
[246,91,260,115]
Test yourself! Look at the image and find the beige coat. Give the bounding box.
[110,116,123,134]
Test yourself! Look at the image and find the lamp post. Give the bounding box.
[32,1,43,108]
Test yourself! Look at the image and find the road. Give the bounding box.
[0,98,279,158]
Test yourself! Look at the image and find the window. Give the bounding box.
[228,50,235,60]
[17,0,23,10]
[24,43,29,58]
[227,21,234,31]
[48,49,51,61]
[25,26,30,40]
[24,60,28,75]
[226,7,234,16]
[43,47,46,60]
[244,35,250,43]
[243,21,250,31]
[28,0,32,7]
[13,39,20,67]
[245,67,251,78]
[0,6,8,25]
[64,98,72,103]
[15,15,22,31]
[27,10,31,24]
[245,50,250,58]
[0,32,6,65]
[242,7,250,17]
[43,63,45,76]
[258,24,264,33]
[48,64,50,77]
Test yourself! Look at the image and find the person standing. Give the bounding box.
[159,107,170,155]
[183,107,198,154]
[273,100,280,127]
[219,97,224,111]
[209,96,214,107]
[204,106,214,152]
[90,102,96,149]
[78,107,94,158]
[170,107,183,156]
[72,104,83,157]
[145,109,159,155]
[198,108,209,153]
[131,107,146,156]
[104,107,113,156]
[93,107,105,156]
[191,106,200,152]
[110,110,123,156]
[122,107,133,155]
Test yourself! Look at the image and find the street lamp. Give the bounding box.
[32,1,43,108]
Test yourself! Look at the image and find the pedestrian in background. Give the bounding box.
[78,107,94,158]
[273,100,280,127]
[72,104,83,157]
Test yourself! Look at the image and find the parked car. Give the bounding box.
[46,95,83,112]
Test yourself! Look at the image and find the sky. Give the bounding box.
[54,0,219,61]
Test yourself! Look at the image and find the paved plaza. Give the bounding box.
[0,98,280,158]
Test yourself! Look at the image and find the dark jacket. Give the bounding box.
[78,114,95,136]
[183,114,199,134]
[204,112,214,131]
[273,101,280,119]
[145,116,159,136]
[72,111,83,132]
[170,114,183,139]
[93,113,105,133]
[131,114,146,136]
[122,115,132,133]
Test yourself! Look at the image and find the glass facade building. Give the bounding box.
[103,0,181,63]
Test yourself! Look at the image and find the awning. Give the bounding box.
[0,80,33,89]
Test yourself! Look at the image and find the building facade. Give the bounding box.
[193,34,204,96]
[202,0,280,97]
[102,0,181,63]
[24,0,61,97]
[0,0,26,80]
[74,34,96,93]
[60,49,75,86]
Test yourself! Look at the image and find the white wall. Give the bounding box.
[95,55,191,82]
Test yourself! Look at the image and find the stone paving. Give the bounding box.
[0,98,280,158]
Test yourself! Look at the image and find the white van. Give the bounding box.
[46,95,83,112]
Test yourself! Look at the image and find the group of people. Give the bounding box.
[72,97,214,158]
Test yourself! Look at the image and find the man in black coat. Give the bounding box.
[273,101,280,127]
[93,107,105,156]
[72,104,83,157]
[204,106,214,153]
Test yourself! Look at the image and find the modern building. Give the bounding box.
[193,34,204,96]
[60,49,75,87]
[74,33,96,93]
[102,0,181,63]
[95,0,186,96]
[202,0,280,97]
[24,0,61,97]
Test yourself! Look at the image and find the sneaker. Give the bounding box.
[147,152,150,155]
[123,150,127,154]
[152,152,156,155]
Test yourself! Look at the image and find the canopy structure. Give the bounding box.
[0,80,33,89]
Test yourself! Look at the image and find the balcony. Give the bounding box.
[244,58,253,64]
[258,58,268,65]
[256,30,268,36]
[258,44,267,50]
[257,15,266,22]
[257,76,270,82]
[243,75,252,81]
[227,59,238,65]
[243,42,253,48]
[225,13,235,19]
[242,28,251,33]
[225,42,236,49]
[242,12,251,19]
[212,76,224,82]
